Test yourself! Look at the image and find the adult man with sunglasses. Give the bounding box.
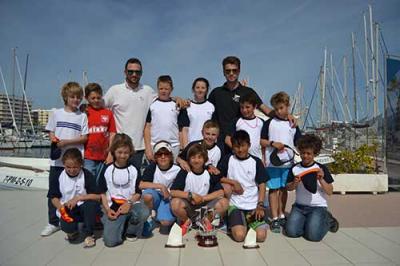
[104,58,154,170]
[208,56,296,148]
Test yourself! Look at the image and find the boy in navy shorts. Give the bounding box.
[260,92,301,233]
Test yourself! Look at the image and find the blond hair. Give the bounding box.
[61,82,83,105]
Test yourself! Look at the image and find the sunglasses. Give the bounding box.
[155,151,171,157]
[126,70,142,76]
[224,68,239,74]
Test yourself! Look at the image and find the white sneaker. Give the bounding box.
[125,234,138,242]
[40,224,60,236]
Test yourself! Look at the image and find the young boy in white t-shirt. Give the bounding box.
[41,82,89,237]
[144,75,189,161]
[285,134,339,242]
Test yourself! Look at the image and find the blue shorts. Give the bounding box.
[266,167,290,189]
[142,189,175,222]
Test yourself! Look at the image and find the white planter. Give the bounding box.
[333,173,388,194]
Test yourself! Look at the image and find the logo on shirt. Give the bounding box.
[100,115,109,124]
[232,94,240,102]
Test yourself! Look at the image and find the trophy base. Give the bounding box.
[165,244,185,248]
[243,244,259,249]
[196,234,218,247]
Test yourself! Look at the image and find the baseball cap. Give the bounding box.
[153,141,173,154]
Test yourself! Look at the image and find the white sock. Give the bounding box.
[279,214,285,219]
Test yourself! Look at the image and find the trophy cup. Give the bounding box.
[195,206,219,247]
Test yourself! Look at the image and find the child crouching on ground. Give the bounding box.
[285,134,339,242]
[140,141,181,234]
[170,143,229,235]
[47,148,101,248]
[218,130,269,242]
[98,133,150,247]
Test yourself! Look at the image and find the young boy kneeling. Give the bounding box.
[140,141,181,234]
[47,148,101,248]
[218,130,269,242]
[285,134,339,242]
[170,144,229,234]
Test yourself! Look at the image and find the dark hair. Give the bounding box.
[239,92,258,107]
[297,134,322,155]
[191,77,210,93]
[270,91,290,107]
[187,143,208,164]
[62,148,83,165]
[231,130,250,146]
[84,83,103,97]
[124,58,142,70]
[222,56,241,69]
[157,75,174,90]
[109,133,135,157]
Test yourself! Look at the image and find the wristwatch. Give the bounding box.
[188,192,193,202]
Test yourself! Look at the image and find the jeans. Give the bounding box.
[84,159,104,178]
[128,150,145,172]
[60,200,98,236]
[142,189,175,222]
[47,166,64,226]
[102,202,150,247]
[285,203,330,242]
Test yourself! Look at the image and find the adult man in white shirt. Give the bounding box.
[104,58,154,169]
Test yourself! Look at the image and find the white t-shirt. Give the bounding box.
[45,108,88,167]
[104,82,154,150]
[218,154,268,210]
[229,116,264,159]
[146,98,188,147]
[185,100,215,142]
[99,164,141,207]
[178,140,223,167]
[261,117,301,168]
[287,162,334,207]
[142,162,181,190]
[171,169,223,196]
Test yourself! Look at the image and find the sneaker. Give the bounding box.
[125,233,138,242]
[181,219,192,236]
[40,224,60,237]
[270,219,281,233]
[65,231,79,242]
[328,213,339,233]
[142,219,156,238]
[278,217,287,227]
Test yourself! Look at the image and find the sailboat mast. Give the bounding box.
[12,48,16,124]
[369,5,377,119]
[363,13,370,119]
[19,54,28,132]
[321,48,327,126]
[351,33,357,123]
[343,56,349,122]
[0,66,20,136]
[374,23,379,118]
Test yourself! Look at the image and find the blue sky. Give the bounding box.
[0,0,399,122]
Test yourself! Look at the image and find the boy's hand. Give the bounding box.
[207,165,220,175]
[105,153,113,164]
[294,176,301,184]
[57,140,67,148]
[65,196,80,209]
[287,114,298,128]
[317,168,324,180]
[174,97,190,109]
[160,185,170,199]
[191,193,203,205]
[145,150,154,162]
[255,205,265,220]
[106,208,118,220]
[179,161,191,172]
[232,181,244,195]
[117,202,131,215]
[272,141,285,151]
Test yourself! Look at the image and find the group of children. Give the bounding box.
[42,77,338,248]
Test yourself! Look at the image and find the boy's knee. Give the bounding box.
[143,193,153,203]
[103,236,122,247]
[215,198,229,212]
[304,230,324,242]
[256,230,267,242]
[170,198,184,212]
[232,229,246,242]
[222,183,232,198]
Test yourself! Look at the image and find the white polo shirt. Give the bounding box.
[185,100,215,142]
[142,162,181,190]
[104,82,154,150]
[170,169,223,196]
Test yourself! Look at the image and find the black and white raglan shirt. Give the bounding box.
[170,169,223,197]
[146,98,189,147]
[287,162,334,207]
[47,168,99,217]
[218,154,269,210]
[141,162,181,190]
[261,117,302,168]
[227,116,264,159]
[178,140,224,167]
[181,100,215,142]
[98,163,142,207]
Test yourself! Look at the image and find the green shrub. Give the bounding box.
[328,144,378,174]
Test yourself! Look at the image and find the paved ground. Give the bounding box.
[0,190,399,266]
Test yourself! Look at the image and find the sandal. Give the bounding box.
[84,235,96,248]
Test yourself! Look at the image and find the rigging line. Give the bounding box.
[379,29,389,55]
[333,65,353,121]
[326,81,339,121]
[302,71,320,131]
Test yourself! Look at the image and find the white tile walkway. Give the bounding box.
[0,190,399,266]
